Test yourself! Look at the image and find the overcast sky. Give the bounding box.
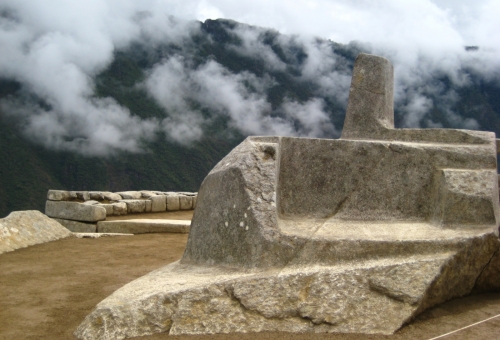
[0,0,499,155]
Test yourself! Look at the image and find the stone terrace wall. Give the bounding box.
[45,190,197,232]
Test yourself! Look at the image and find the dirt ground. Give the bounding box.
[1,228,500,340]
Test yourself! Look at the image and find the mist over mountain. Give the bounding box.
[1,14,500,217]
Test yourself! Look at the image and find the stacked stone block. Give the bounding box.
[45,190,197,232]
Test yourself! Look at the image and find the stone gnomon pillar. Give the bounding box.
[75,54,500,340]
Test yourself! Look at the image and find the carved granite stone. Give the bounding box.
[75,53,500,340]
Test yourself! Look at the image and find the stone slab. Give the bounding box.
[53,218,97,233]
[89,191,104,200]
[112,202,128,216]
[97,219,190,234]
[0,211,72,254]
[103,192,122,201]
[140,191,157,198]
[47,190,71,201]
[74,233,133,239]
[45,201,106,222]
[117,191,142,199]
[179,196,193,210]
[119,200,146,213]
[74,191,90,201]
[83,200,99,205]
[166,195,180,211]
[149,195,167,212]
[96,204,114,216]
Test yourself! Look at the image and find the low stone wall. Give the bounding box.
[45,190,197,233]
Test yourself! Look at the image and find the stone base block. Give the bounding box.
[74,235,498,340]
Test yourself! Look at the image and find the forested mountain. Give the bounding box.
[1,18,499,218]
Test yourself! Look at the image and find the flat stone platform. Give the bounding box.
[97,219,191,234]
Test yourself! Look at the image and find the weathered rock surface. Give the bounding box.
[97,219,190,234]
[149,195,167,212]
[473,237,500,293]
[166,195,180,211]
[103,192,122,201]
[119,200,146,213]
[75,231,498,340]
[54,218,97,233]
[74,233,133,239]
[0,211,72,254]
[112,202,128,215]
[76,53,500,339]
[89,191,105,201]
[45,201,106,222]
[117,191,142,199]
[47,190,71,201]
[179,196,193,210]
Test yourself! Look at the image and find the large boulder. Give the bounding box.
[0,210,72,254]
[75,53,500,340]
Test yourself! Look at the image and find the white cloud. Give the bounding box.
[0,0,498,155]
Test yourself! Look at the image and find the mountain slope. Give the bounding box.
[0,19,499,217]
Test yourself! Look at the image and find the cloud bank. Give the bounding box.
[0,0,499,155]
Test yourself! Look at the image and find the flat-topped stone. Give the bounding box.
[47,190,71,201]
[74,233,134,239]
[97,219,190,234]
[45,201,106,222]
[116,191,142,199]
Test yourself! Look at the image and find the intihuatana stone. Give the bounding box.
[0,211,72,254]
[45,201,106,222]
[54,218,97,233]
[76,53,500,340]
[47,190,71,201]
[166,195,180,211]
